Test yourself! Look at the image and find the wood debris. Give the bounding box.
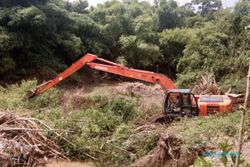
[192,73,221,95]
[116,82,164,97]
[0,112,67,167]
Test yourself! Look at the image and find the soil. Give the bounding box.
[45,161,94,167]
[130,134,201,167]
[242,142,250,164]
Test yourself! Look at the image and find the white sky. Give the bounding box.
[176,0,238,8]
[68,0,239,8]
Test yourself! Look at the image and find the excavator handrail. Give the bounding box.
[29,53,176,98]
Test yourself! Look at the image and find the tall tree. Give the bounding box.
[156,0,180,31]
[192,0,222,16]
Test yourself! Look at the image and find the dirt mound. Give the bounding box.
[116,82,165,110]
[130,134,200,167]
[46,161,94,167]
[62,82,165,114]
[0,112,66,167]
[116,82,164,97]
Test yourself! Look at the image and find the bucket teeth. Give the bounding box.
[27,90,36,98]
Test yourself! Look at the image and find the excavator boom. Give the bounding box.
[29,53,176,97]
[87,63,175,89]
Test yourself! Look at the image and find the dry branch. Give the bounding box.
[0,112,67,167]
[192,73,221,95]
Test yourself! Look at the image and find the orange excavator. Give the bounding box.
[29,53,232,118]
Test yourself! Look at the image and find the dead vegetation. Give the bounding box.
[130,134,200,167]
[46,161,94,167]
[0,112,66,167]
[116,82,164,97]
[118,82,164,109]
[192,73,221,95]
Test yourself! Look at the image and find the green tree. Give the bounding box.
[119,35,161,68]
[66,0,88,13]
[192,0,222,17]
[156,0,180,31]
[159,28,196,78]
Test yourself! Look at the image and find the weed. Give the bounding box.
[0,80,36,110]
[195,140,250,167]
[194,156,213,167]
[218,140,233,166]
[175,112,241,147]
[27,88,63,109]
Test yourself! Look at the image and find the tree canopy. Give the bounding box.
[0,0,249,91]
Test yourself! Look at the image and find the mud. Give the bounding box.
[46,161,94,167]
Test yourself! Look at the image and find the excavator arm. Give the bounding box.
[87,63,175,89]
[29,53,97,97]
[29,53,176,97]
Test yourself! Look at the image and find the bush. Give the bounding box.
[0,80,63,111]
[46,95,162,166]
[0,80,36,110]
[27,87,63,110]
[174,112,241,147]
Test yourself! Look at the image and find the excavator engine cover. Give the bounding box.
[197,95,232,115]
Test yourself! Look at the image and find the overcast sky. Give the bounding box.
[69,0,239,8]
[176,0,239,8]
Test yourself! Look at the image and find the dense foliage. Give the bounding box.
[0,0,249,91]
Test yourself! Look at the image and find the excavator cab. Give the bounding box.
[163,89,199,117]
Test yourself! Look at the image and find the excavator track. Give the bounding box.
[145,112,181,124]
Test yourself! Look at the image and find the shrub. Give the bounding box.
[47,96,161,166]
[0,80,63,111]
[0,80,36,110]
[27,87,63,110]
[175,112,241,147]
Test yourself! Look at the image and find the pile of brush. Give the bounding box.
[0,112,67,167]
[116,82,164,97]
[192,73,221,95]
